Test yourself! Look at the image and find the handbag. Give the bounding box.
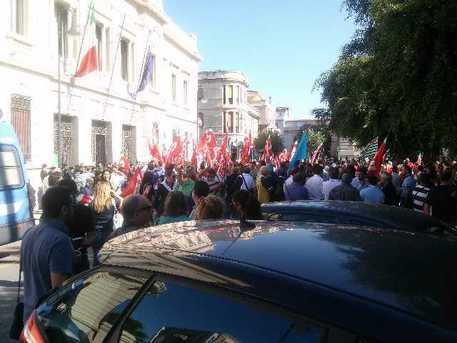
[9,258,24,339]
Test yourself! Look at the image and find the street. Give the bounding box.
[0,241,21,343]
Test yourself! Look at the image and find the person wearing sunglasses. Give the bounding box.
[108,195,153,240]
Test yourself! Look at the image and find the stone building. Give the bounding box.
[282,119,319,149]
[197,71,259,146]
[275,106,290,135]
[0,0,201,172]
[247,90,276,133]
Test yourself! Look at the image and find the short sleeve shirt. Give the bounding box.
[21,219,73,323]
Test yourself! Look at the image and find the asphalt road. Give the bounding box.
[0,241,21,342]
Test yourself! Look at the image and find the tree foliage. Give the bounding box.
[254,129,284,155]
[316,0,457,159]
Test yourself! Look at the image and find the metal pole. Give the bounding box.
[57,55,62,168]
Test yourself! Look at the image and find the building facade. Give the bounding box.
[247,90,276,133]
[0,0,201,170]
[282,119,319,149]
[275,106,290,135]
[198,71,259,146]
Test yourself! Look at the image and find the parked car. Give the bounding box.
[262,200,456,235]
[22,220,457,342]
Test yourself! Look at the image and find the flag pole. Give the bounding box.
[102,13,126,119]
[74,0,94,76]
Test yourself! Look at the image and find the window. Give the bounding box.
[35,269,148,343]
[0,146,24,189]
[172,74,177,102]
[11,0,27,36]
[235,112,240,133]
[105,27,111,71]
[223,86,227,104]
[228,85,234,104]
[55,3,68,58]
[224,111,234,133]
[95,23,103,71]
[120,38,129,81]
[10,94,31,161]
[118,278,325,343]
[237,85,241,104]
[183,80,188,105]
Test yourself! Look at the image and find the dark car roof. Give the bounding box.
[262,200,454,233]
[100,220,457,334]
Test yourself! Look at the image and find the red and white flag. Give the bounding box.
[74,1,97,78]
[310,143,323,165]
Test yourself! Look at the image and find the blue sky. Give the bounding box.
[165,1,356,119]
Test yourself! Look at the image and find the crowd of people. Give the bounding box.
[18,155,457,327]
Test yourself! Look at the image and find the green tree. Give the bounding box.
[254,129,284,155]
[316,0,457,159]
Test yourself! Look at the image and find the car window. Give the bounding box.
[36,269,149,343]
[0,145,24,189]
[118,277,325,343]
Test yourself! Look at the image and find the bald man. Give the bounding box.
[108,195,152,240]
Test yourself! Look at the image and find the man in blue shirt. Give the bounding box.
[21,186,74,323]
[360,175,385,205]
[283,172,309,201]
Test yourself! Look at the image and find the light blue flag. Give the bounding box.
[288,131,308,173]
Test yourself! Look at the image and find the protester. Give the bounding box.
[305,164,324,200]
[322,166,341,200]
[92,180,118,264]
[424,169,457,224]
[109,195,153,239]
[329,173,361,201]
[158,191,190,224]
[232,190,263,220]
[155,168,177,216]
[283,172,309,201]
[203,168,223,195]
[412,172,432,213]
[195,195,225,220]
[381,173,399,206]
[256,166,271,204]
[240,166,255,192]
[351,167,367,191]
[21,186,75,323]
[190,180,210,219]
[400,165,416,208]
[68,204,96,274]
[360,175,385,204]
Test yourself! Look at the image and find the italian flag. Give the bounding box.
[75,1,97,77]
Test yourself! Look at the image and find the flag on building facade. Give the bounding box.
[75,1,97,77]
[288,131,308,173]
[129,48,154,98]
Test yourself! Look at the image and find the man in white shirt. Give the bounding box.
[322,167,342,200]
[305,165,324,200]
[240,166,255,191]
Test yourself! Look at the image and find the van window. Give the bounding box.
[0,145,24,189]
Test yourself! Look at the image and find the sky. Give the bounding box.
[165,0,357,119]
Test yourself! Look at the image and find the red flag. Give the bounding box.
[241,134,252,163]
[121,167,141,198]
[123,155,130,175]
[74,3,97,78]
[263,136,273,162]
[75,47,97,77]
[148,142,163,163]
[191,149,197,167]
[167,136,184,165]
[310,143,323,165]
[288,140,298,161]
[372,137,387,175]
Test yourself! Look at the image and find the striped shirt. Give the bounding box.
[412,185,430,213]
